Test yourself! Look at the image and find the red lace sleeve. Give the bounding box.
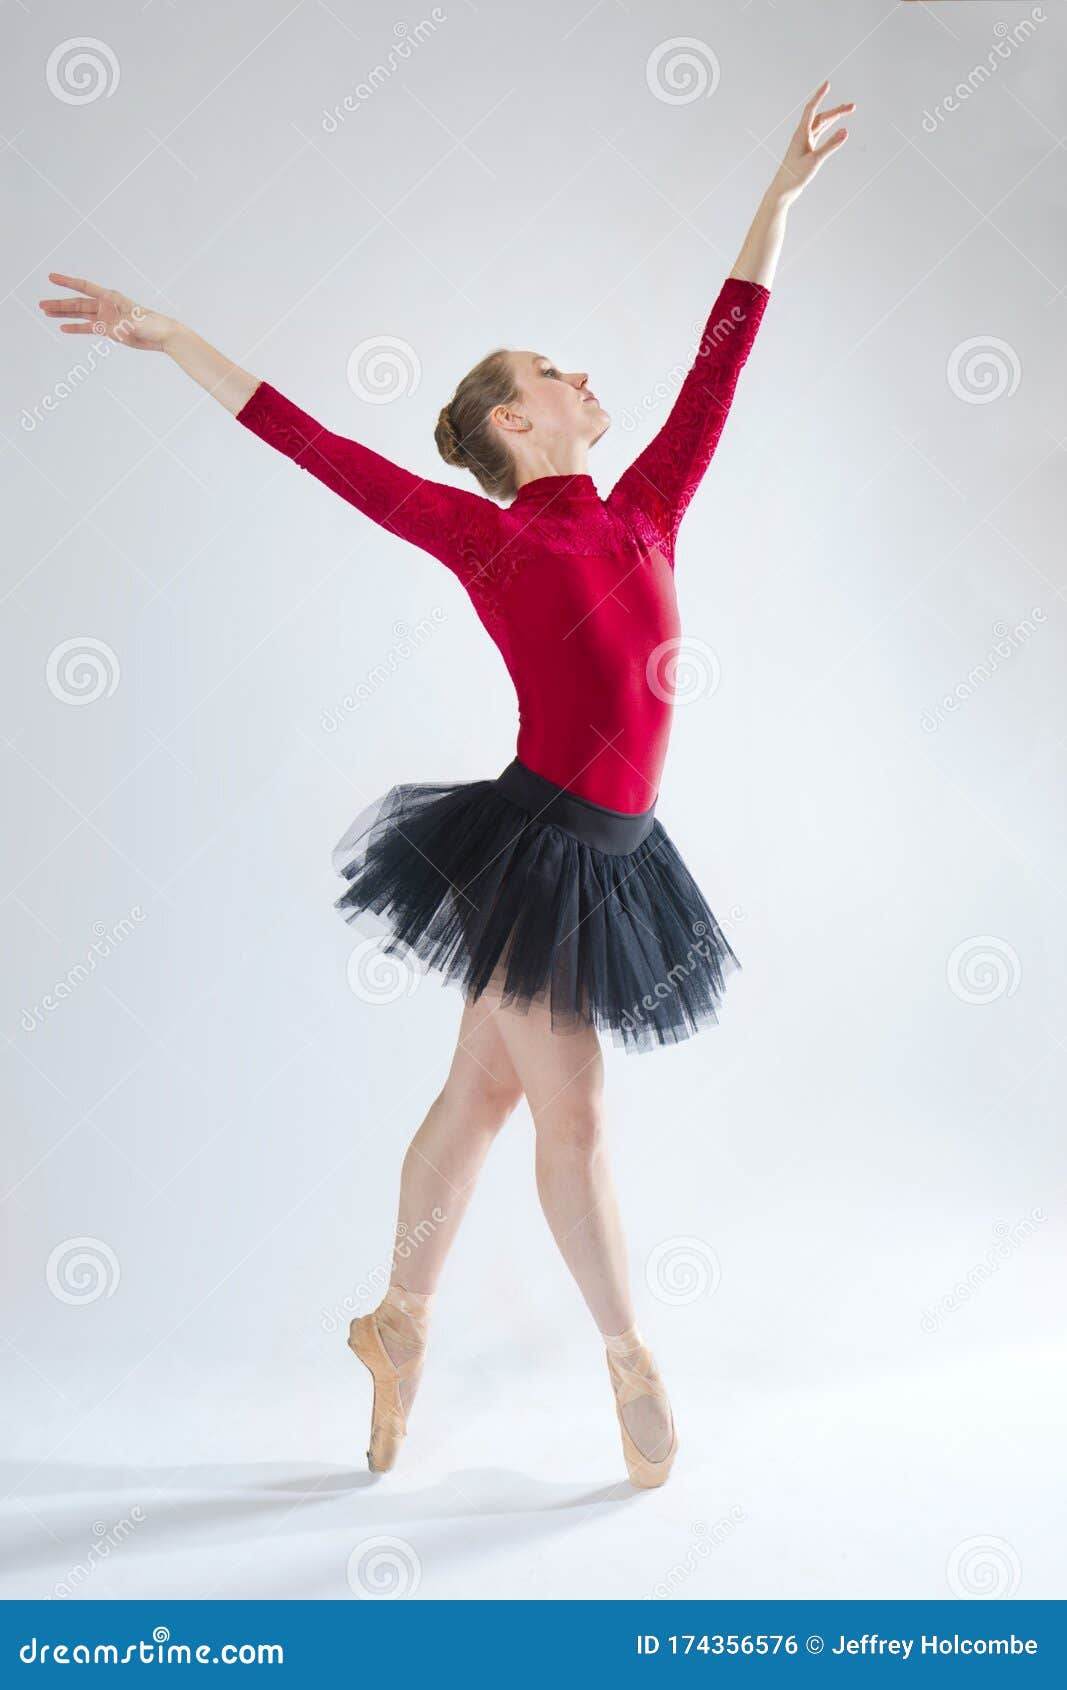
[235,381,498,588]
[607,277,770,562]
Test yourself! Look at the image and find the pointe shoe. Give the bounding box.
[605,1325,678,1489]
[347,1285,432,1473]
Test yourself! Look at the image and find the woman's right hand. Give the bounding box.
[40,272,259,414]
[38,273,176,351]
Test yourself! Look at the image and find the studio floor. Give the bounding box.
[3,1334,1063,1602]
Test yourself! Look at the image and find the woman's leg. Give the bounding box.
[375,991,523,1416]
[488,998,673,1462]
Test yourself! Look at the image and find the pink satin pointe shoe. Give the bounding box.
[605,1324,678,1489]
[347,1284,433,1473]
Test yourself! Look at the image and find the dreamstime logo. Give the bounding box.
[46,1237,120,1305]
[19,908,146,1034]
[321,1211,448,1332]
[946,936,1021,1005]
[646,38,720,106]
[19,1629,282,1666]
[618,305,749,433]
[46,637,120,705]
[52,1508,146,1598]
[721,904,747,935]
[946,1534,1022,1599]
[346,1536,422,1599]
[619,358,691,435]
[947,337,1021,404]
[19,338,118,431]
[920,1209,1045,1333]
[46,38,120,105]
[618,917,733,1043]
[647,1509,747,1598]
[321,12,448,132]
[99,303,150,349]
[646,636,721,705]
[921,10,1046,133]
[346,337,421,404]
[646,1236,721,1306]
[346,937,422,1004]
[920,611,1045,733]
[321,612,447,732]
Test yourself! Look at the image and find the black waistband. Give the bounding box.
[494,759,657,855]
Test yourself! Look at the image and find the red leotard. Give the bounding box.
[237,276,770,813]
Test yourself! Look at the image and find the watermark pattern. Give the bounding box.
[946,1534,1022,1599]
[646,1236,722,1306]
[946,936,1021,1005]
[19,338,120,431]
[346,937,422,1004]
[619,308,748,434]
[920,1210,1046,1333]
[947,337,1021,405]
[346,336,422,404]
[321,13,448,132]
[618,357,691,434]
[19,909,146,1034]
[921,10,1046,134]
[46,1238,121,1305]
[618,918,734,1043]
[618,314,710,436]
[52,1509,146,1598]
[920,611,1045,733]
[46,637,121,706]
[321,1211,447,1333]
[646,636,721,705]
[647,1510,747,1598]
[646,38,720,106]
[46,38,120,105]
[346,1535,422,1599]
[321,613,447,732]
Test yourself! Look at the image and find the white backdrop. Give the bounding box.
[3,0,1065,1602]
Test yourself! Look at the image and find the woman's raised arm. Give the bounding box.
[730,80,854,289]
[607,81,854,559]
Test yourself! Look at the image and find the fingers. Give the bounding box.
[47,271,105,298]
[59,323,99,335]
[39,297,99,317]
[814,102,856,131]
[802,80,831,124]
[813,127,849,158]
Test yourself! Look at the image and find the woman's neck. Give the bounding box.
[512,443,590,490]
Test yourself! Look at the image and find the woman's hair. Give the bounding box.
[434,349,519,501]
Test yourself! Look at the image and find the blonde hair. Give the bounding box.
[434,348,519,501]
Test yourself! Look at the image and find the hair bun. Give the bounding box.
[432,348,516,500]
[434,403,466,467]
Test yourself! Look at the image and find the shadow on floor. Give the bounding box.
[0,1458,638,1590]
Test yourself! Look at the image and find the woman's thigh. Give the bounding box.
[475,988,604,1127]
[446,988,525,1113]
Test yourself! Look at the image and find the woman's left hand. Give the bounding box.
[775,80,856,198]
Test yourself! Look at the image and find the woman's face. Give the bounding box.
[506,351,611,453]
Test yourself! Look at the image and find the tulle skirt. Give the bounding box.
[332,758,740,1054]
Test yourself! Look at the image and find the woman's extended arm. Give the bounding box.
[608,81,854,555]
[38,274,498,581]
[164,323,259,415]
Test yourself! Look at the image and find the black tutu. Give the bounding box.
[332,758,739,1054]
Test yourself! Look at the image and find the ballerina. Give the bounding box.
[40,81,853,1486]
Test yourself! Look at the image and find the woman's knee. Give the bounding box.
[437,1066,523,1132]
[532,1092,606,1161]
